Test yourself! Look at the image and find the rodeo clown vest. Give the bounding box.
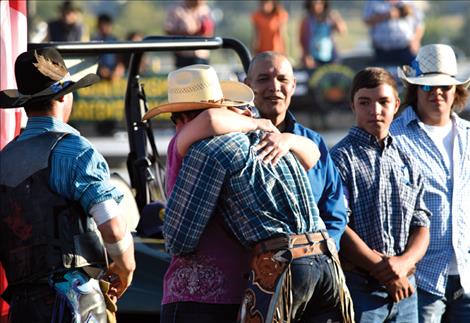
[0,132,107,286]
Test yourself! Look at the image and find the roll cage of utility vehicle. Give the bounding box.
[28,36,252,316]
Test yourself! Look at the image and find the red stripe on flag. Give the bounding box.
[1,0,28,318]
[9,0,27,16]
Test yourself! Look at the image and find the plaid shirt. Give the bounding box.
[164,131,326,255]
[391,106,470,297]
[284,112,348,251]
[331,127,430,256]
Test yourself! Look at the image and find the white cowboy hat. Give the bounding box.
[397,44,470,88]
[142,64,254,120]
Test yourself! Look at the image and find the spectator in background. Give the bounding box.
[363,0,425,66]
[299,0,347,68]
[391,44,470,323]
[121,31,144,71]
[251,0,288,55]
[47,1,86,42]
[92,13,125,81]
[331,67,430,322]
[165,0,215,68]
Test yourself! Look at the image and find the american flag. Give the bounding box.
[0,1,27,320]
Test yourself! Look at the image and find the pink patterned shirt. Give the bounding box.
[162,133,250,304]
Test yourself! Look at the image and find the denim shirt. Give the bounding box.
[17,116,122,212]
[391,106,470,296]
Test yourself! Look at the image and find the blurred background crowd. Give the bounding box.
[28,0,470,69]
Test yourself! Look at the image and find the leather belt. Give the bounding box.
[290,240,329,259]
[253,232,329,256]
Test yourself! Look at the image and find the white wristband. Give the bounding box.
[104,231,133,256]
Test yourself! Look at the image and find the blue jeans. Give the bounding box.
[290,254,342,322]
[160,302,239,323]
[418,275,470,323]
[345,271,418,323]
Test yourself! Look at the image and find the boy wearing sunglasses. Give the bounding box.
[391,44,470,322]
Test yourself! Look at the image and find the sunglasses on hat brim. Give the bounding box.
[419,85,453,92]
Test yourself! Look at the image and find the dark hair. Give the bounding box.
[350,67,398,103]
[98,13,113,25]
[170,109,206,124]
[304,0,329,13]
[403,84,469,113]
[24,99,54,114]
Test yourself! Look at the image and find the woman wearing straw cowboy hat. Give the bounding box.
[0,47,135,322]
[391,44,470,323]
[143,64,322,323]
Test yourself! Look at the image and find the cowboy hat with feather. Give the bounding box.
[0,47,99,109]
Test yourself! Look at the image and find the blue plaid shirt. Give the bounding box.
[17,116,122,213]
[285,112,348,250]
[331,127,430,256]
[391,106,470,296]
[164,131,326,255]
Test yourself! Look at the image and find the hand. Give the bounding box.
[106,262,134,298]
[255,118,280,134]
[385,276,415,302]
[254,132,292,166]
[370,252,413,284]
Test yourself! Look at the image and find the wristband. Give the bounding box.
[104,231,133,256]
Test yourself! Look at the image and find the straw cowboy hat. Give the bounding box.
[398,44,470,88]
[0,47,100,109]
[142,64,254,120]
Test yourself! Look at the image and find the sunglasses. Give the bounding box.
[419,85,452,92]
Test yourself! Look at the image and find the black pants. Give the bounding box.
[6,284,72,323]
[161,302,239,323]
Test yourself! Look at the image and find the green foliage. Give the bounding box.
[114,1,165,39]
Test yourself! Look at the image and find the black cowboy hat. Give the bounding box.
[0,47,100,109]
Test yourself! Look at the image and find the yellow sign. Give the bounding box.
[72,75,169,121]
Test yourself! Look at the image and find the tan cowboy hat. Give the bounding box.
[397,44,470,88]
[142,64,254,120]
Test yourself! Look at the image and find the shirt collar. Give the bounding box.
[349,126,393,148]
[402,105,470,131]
[23,116,80,136]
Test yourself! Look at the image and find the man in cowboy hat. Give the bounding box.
[158,64,353,322]
[144,64,323,323]
[0,47,135,322]
[391,43,470,322]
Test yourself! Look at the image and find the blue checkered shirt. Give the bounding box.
[16,116,122,213]
[331,127,430,256]
[164,131,326,255]
[391,106,470,297]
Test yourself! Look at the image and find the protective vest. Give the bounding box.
[0,132,107,285]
